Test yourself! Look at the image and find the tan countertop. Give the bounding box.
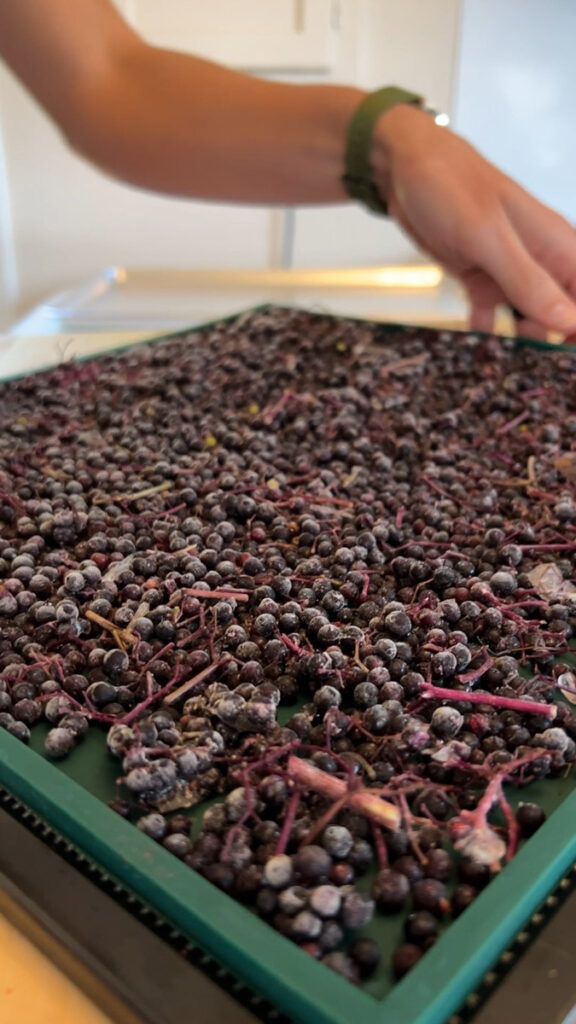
[0,892,130,1024]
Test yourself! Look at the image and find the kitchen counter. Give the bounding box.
[0,902,113,1024]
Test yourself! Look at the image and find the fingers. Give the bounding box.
[503,184,576,300]
[511,314,549,342]
[460,268,505,334]
[473,218,576,334]
[469,306,496,333]
[462,267,560,341]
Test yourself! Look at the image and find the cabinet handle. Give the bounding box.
[294,0,305,33]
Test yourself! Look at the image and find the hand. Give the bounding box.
[372,105,576,338]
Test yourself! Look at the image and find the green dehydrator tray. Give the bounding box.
[0,727,575,1024]
[0,307,575,1024]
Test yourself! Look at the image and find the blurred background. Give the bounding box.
[0,0,574,331]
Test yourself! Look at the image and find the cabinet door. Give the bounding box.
[291,0,461,268]
[127,0,340,72]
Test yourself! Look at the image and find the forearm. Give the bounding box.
[75,48,366,205]
[0,0,365,205]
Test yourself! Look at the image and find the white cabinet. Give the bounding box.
[126,0,340,72]
[291,0,461,268]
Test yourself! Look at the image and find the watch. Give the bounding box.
[342,86,447,216]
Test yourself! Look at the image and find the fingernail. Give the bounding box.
[549,303,576,332]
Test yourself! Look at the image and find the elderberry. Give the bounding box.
[516,802,546,837]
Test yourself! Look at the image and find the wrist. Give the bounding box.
[370,104,434,194]
[342,88,424,215]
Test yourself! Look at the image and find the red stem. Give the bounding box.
[495,410,530,436]
[498,788,520,862]
[120,669,185,724]
[275,787,301,856]
[287,756,400,830]
[517,543,576,552]
[261,389,297,425]
[458,654,494,685]
[371,822,389,871]
[280,633,309,657]
[421,474,468,508]
[300,795,348,848]
[164,656,231,706]
[180,587,250,602]
[420,682,557,719]
[176,624,209,649]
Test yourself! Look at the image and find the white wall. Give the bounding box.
[454,0,576,223]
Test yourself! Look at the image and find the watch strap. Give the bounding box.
[342,86,423,215]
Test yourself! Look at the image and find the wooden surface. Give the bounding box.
[0,911,113,1024]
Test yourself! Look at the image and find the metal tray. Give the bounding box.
[0,308,574,1024]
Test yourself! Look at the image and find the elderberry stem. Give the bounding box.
[280,633,309,657]
[420,683,557,719]
[517,543,576,552]
[287,755,401,830]
[498,787,520,862]
[120,670,184,725]
[180,587,250,602]
[300,795,348,848]
[163,656,231,706]
[275,787,301,856]
[371,822,389,870]
[458,654,494,685]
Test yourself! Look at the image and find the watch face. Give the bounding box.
[422,105,450,126]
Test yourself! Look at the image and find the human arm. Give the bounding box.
[0,0,364,204]
[2,0,576,335]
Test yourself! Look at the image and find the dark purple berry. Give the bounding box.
[293,845,332,883]
[451,884,478,917]
[263,854,294,889]
[423,848,452,881]
[392,944,422,979]
[515,802,546,837]
[44,726,77,758]
[321,952,359,984]
[412,878,450,917]
[349,937,381,978]
[372,870,410,912]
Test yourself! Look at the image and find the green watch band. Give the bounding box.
[342,86,423,216]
